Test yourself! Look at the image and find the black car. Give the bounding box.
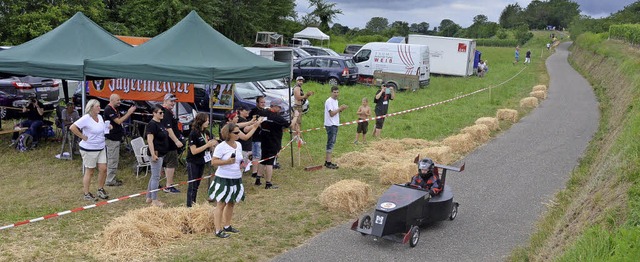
[0,90,20,119]
[293,56,359,86]
[0,76,61,105]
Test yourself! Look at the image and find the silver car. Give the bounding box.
[255,79,309,114]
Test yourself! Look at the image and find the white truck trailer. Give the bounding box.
[407,34,476,77]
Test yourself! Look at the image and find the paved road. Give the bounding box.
[274,42,599,262]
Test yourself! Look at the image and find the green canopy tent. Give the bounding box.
[84,11,290,84]
[0,12,132,102]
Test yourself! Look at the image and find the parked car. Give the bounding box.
[192,81,293,121]
[288,38,311,47]
[0,76,61,105]
[72,87,195,138]
[273,46,312,63]
[343,44,363,55]
[0,90,21,119]
[300,46,341,57]
[255,79,309,114]
[293,56,359,86]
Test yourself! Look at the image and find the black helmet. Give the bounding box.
[418,158,434,177]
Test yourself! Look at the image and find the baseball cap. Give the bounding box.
[164,93,177,101]
[270,98,284,107]
[296,76,304,81]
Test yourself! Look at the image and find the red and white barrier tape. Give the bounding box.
[0,137,296,231]
[301,66,527,133]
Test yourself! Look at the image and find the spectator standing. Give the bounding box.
[514,45,520,64]
[258,98,298,189]
[69,99,110,201]
[477,60,488,77]
[227,106,261,165]
[186,113,218,207]
[546,42,551,50]
[249,96,267,185]
[209,123,246,238]
[161,93,184,193]
[525,49,532,64]
[292,76,313,138]
[354,97,371,144]
[324,86,347,169]
[61,102,80,153]
[145,104,169,207]
[11,93,44,146]
[373,83,395,138]
[103,94,136,187]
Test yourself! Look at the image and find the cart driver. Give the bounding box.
[409,158,443,196]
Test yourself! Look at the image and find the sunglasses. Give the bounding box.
[155,111,164,114]
[232,131,240,135]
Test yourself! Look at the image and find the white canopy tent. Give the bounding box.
[293,27,330,46]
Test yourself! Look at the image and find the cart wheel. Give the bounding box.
[449,202,459,220]
[409,226,420,247]
[359,215,372,236]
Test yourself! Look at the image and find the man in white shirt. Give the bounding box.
[323,86,348,169]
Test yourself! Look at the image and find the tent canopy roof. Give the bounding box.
[293,27,330,41]
[84,11,290,84]
[0,12,131,80]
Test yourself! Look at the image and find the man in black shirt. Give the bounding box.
[12,93,45,145]
[373,83,395,138]
[258,98,299,189]
[248,96,267,184]
[103,94,136,186]
[161,93,184,193]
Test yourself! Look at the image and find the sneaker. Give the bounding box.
[353,140,358,145]
[324,162,339,169]
[223,225,240,233]
[105,180,123,187]
[251,173,258,178]
[97,188,109,199]
[84,193,96,201]
[254,176,262,186]
[273,162,281,169]
[215,230,230,238]
[167,187,180,193]
[265,183,279,189]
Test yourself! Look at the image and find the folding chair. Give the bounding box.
[130,137,151,178]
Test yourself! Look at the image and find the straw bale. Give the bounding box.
[532,85,547,92]
[379,162,415,185]
[102,204,214,252]
[520,97,539,108]
[461,124,490,143]
[336,151,380,169]
[443,133,475,154]
[319,180,372,213]
[419,146,454,165]
[496,109,518,123]
[475,117,499,131]
[398,138,437,148]
[370,139,405,154]
[529,90,547,100]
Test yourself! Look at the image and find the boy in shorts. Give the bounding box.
[354,97,371,144]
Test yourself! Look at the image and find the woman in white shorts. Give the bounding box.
[70,99,110,201]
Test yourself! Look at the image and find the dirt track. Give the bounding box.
[273,41,600,262]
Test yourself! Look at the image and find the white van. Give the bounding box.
[353,42,430,87]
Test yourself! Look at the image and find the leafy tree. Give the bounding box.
[473,14,488,24]
[331,23,349,35]
[388,21,409,37]
[300,13,320,27]
[409,22,430,34]
[499,3,524,28]
[365,17,388,33]
[308,0,342,33]
[607,1,640,24]
[438,19,461,37]
[514,24,533,45]
[547,0,580,29]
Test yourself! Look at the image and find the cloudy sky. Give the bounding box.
[294,0,637,29]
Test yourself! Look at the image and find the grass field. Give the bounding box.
[0,32,553,261]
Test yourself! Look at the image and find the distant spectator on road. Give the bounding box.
[324,86,347,169]
[546,42,551,50]
[354,97,371,144]
[103,94,136,187]
[373,83,395,138]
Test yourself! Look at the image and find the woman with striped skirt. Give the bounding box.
[209,123,246,238]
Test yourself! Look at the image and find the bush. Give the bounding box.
[609,24,640,45]
[476,38,518,47]
[353,34,387,43]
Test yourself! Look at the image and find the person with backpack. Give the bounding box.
[69,99,110,201]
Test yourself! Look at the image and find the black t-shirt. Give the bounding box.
[26,101,44,121]
[146,120,169,157]
[103,105,124,141]
[248,107,267,142]
[186,129,211,165]
[374,90,393,115]
[161,106,180,150]
[237,116,252,152]
[259,109,290,150]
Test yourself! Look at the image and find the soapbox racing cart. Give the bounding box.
[351,162,464,247]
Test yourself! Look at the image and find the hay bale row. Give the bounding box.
[416,146,455,165]
[443,133,475,154]
[530,90,547,100]
[461,124,490,143]
[320,179,372,213]
[379,162,415,185]
[497,109,518,123]
[532,85,547,92]
[337,151,381,169]
[102,204,214,251]
[520,97,539,108]
[475,117,499,131]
